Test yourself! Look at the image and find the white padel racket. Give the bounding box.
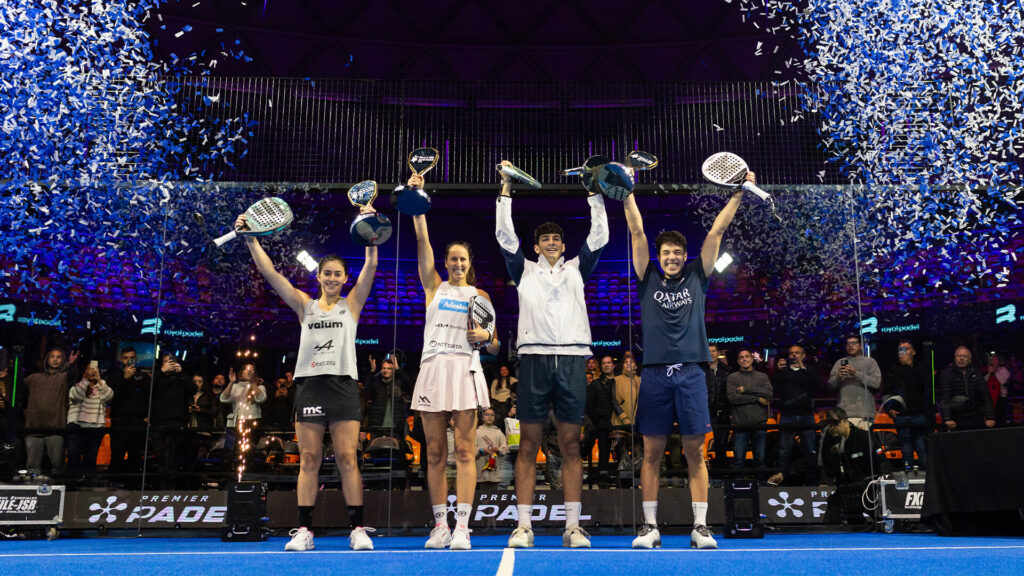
[214,197,294,247]
[701,152,780,221]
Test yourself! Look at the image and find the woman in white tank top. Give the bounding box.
[236,209,378,551]
[409,172,499,550]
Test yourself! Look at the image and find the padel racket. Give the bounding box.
[467,295,496,351]
[214,197,293,247]
[701,152,781,220]
[496,162,542,189]
[625,150,658,171]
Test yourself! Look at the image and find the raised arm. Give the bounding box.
[410,173,443,299]
[346,244,378,322]
[495,162,525,284]
[241,217,310,317]
[700,187,745,277]
[623,193,650,279]
[576,193,609,282]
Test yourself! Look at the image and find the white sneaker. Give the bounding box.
[425,524,452,549]
[507,526,534,548]
[690,524,718,549]
[632,524,661,549]
[450,526,472,550]
[349,526,376,550]
[285,527,314,551]
[562,525,591,548]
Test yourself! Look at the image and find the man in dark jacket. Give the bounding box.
[105,347,150,474]
[820,407,887,524]
[582,355,622,486]
[705,344,730,469]
[883,340,934,469]
[936,347,995,431]
[150,353,191,488]
[365,358,410,434]
[774,344,819,472]
[727,349,772,471]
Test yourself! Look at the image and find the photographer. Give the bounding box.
[819,407,887,524]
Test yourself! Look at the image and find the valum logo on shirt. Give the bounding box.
[654,288,692,310]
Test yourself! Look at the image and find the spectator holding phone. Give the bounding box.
[66,361,113,481]
[828,335,881,431]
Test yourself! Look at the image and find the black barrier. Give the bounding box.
[59,487,842,530]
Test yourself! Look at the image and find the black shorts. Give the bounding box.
[293,375,362,424]
[516,355,587,425]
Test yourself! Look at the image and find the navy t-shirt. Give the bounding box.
[638,259,712,365]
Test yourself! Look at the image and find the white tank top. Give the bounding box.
[294,298,358,379]
[422,282,482,370]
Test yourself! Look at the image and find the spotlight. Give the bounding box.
[249,334,255,341]
[714,252,734,273]
[296,250,318,272]
[236,350,242,357]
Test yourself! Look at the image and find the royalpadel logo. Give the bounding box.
[768,491,804,518]
[89,496,128,523]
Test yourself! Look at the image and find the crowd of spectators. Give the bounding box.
[0,336,1021,492]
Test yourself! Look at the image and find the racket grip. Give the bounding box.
[213,229,238,247]
[742,181,772,202]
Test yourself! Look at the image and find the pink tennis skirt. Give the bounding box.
[411,354,490,413]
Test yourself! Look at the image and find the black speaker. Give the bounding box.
[222,481,269,541]
[724,479,764,538]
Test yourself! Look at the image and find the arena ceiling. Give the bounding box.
[147,0,804,82]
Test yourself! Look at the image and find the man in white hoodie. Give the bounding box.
[495,161,608,549]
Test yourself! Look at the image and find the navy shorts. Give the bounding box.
[636,364,712,437]
[516,355,587,425]
[293,375,362,424]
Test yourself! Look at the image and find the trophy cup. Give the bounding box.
[592,149,659,200]
[391,147,439,215]
[348,180,393,246]
[495,162,542,189]
[563,155,612,196]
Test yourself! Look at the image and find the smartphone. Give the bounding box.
[90,360,99,369]
[840,359,849,367]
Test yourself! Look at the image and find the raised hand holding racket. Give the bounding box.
[701,152,781,221]
[214,197,294,246]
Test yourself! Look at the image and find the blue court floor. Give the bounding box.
[3,533,1023,576]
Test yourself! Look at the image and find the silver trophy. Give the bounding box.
[391,147,439,215]
[495,162,542,189]
[348,180,393,246]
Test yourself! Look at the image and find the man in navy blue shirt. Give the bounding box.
[622,171,754,550]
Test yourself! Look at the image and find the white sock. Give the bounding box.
[432,504,448,528]
[456,503,472,530]
[517,505,533,529]
[692,501,708,527]
[642,501,658,525]
[565,501,582,528]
